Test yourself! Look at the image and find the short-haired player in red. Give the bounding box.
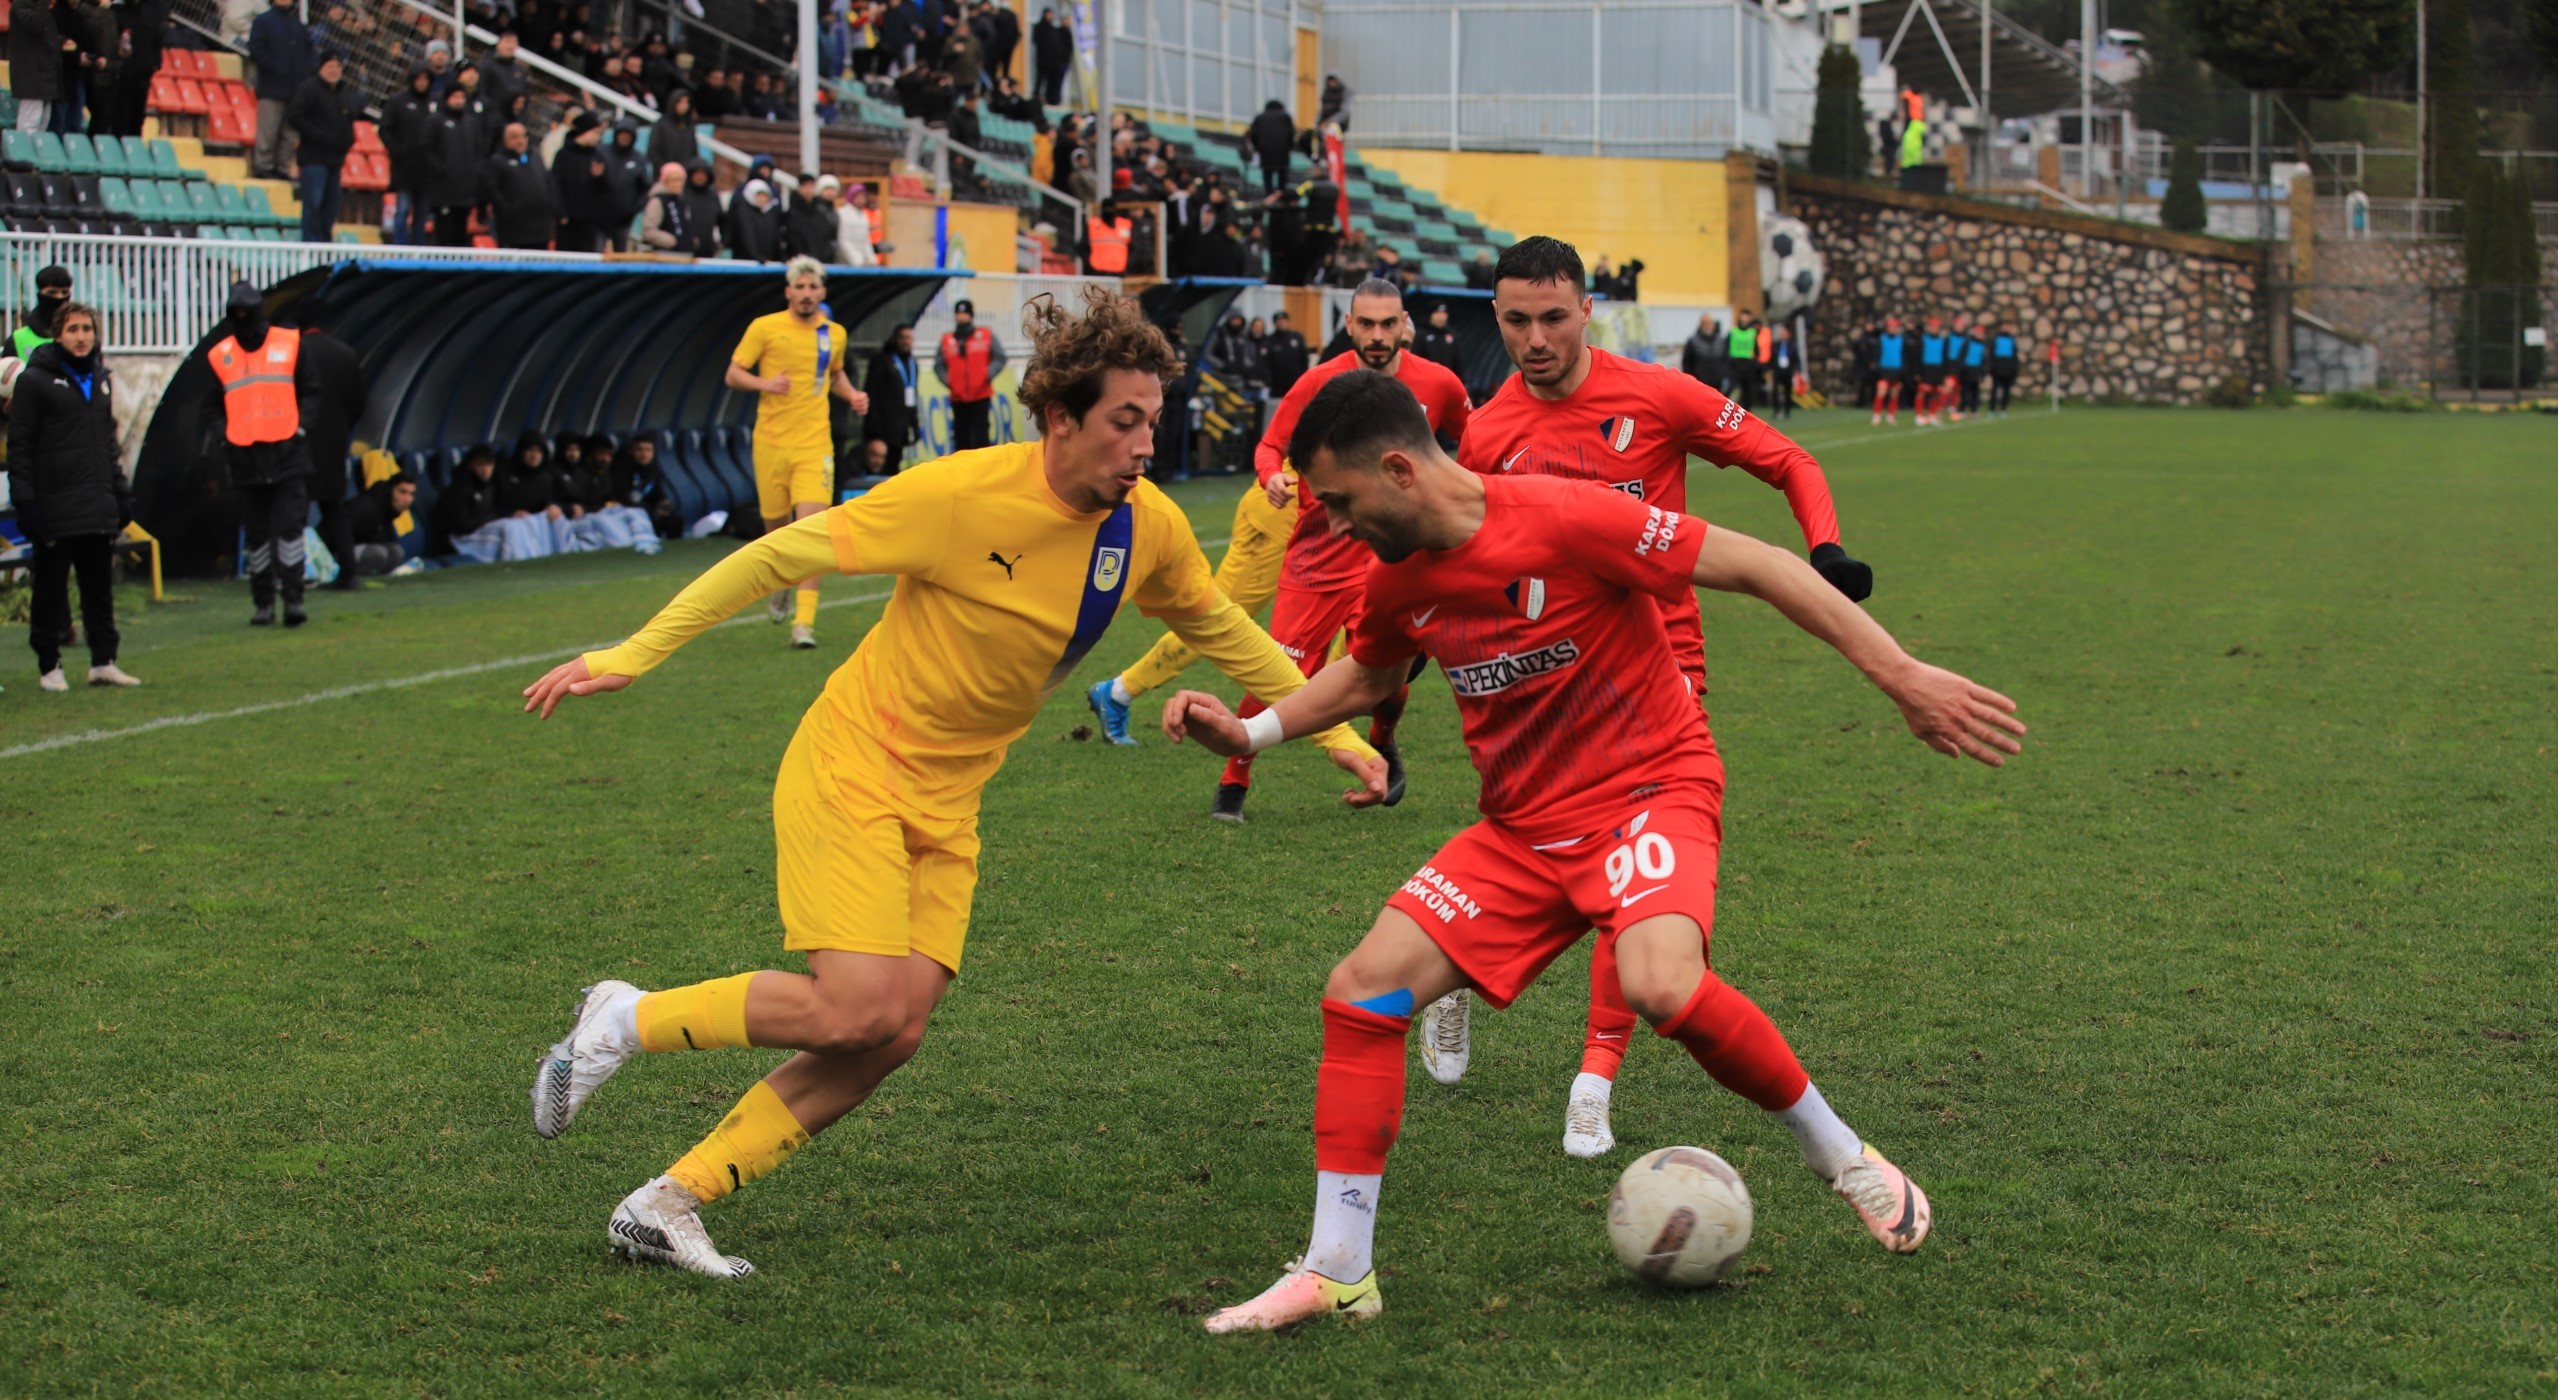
[1213,276,1472,823]
[1428,235,1874,1160]
[1164,370,2024,1331]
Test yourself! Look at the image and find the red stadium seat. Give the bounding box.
[222,81,256,115]
[207,104,250,146]
[172,78,209,115]
[149,74,182,115]
[353,120,384,154]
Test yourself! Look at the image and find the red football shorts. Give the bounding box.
[1262,582,1363,680]
[1386,782,1725,1009]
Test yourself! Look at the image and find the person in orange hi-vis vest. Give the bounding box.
[938,298,1008,452]
[207,280,317,628]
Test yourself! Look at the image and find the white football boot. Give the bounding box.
[1832,1143,1933,1254]
[1203,1258,1380,1334]
[608,1176,755,1278]
[789,623,817,650]
[1561,1071,1616,1158]
[531,980,643,1139]
[1417,990,1471,1086]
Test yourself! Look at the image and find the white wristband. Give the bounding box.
[1242,709,1287,754]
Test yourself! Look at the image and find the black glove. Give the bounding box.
[1809,541,1872,602]
[11,498,38,542]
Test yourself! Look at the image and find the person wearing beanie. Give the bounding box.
[206,281,316,627]
[12,266,74,360]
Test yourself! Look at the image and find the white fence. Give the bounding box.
[0,232,597,355]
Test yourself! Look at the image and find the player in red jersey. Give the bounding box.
[1162,371,2024,1330]
[1429,235,1876,1158]
[1210,277,1473,824]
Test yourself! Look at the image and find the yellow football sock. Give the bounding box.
[635,972,760,1053]
[667,1080,811,1204]
[794,584,819,627]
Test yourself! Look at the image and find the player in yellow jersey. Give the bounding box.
[727,256,869,650]
[520,289,1386,1279]
[1083,476,1295,743]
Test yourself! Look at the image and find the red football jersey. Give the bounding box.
[1348,474,1721,844]
[1460,347,1839,683]
[1256,349,1474,592]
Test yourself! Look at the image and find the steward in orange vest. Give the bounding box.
[1086,210,1132,274]
[937,298,1009,451]
[208,279,317,625]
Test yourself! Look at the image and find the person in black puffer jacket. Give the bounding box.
[680,162,725,259]
[496,432,565,518]
[723,179,784,263]
[424,85,487,246]
[6,302,138,689]
[433,444,501,543]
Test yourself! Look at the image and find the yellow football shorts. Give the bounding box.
[755,442,835,520]
[772,720,979,973]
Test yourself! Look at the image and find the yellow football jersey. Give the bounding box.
[585,441,1368,819]
[732,311,849,456]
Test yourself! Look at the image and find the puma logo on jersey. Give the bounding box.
[1599,416,1637,452]
[988,551,1022,578]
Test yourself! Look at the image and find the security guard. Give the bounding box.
[207,280,314,627]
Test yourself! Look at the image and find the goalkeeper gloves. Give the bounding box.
[1809,541,1872,602]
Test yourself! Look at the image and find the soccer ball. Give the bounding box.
[1607,1146,1754,1287]
[1761,214,1826,324]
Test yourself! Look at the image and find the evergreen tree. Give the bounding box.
[2455,160,2539,389]
[1807,45,1873,181]
[2160,139,2209,232]
[2429,0,2482,206]
[2170,0,2413,92]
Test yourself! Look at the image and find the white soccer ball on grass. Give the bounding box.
[1607,1145,1754,1287]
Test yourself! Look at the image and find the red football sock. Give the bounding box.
[1313,998,1411,1174]
[1220,695,1266,788]
[1581,935,1638,1079]
[1656,973,1809,1112]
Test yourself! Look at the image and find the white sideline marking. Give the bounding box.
[0,531,1245,762]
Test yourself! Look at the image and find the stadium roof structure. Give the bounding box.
[135,261,959,571]
[1825,0,2132,118]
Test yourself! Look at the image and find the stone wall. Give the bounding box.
[2301,240,2558,392]
[1784,174,2273,404]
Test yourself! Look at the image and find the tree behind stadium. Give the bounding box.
[2160,139,2208,233]
[2169,0,2413,167]
[2457,159,2546,390]
[2425,0,2481,207]
[1807,45,1872,181]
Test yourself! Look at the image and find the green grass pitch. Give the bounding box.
[3,407,2552,1395]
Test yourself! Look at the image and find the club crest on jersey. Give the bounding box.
[1502,576,1548,621]
[1092,546,1126,592]
[1599,415,1637,453]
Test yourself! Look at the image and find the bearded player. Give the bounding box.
[520,290,1384,1279]
[1196,276,1471,823]
[1423,236,1874,1160]
[1163,370,2023,1330]
[726,257,869,650]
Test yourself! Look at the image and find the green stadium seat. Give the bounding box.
[30,132,67,171]
[124,178,164,219]
[120,135,149,171]
[60,133,98,175]
[98,175,135,215]
[183,182,218,218]
[253,226,283,243]
[0,90,16,128]
[242,186,285,225]
[214,183,247,219]
[3,130,35,171]
[92,136,130,177]
[147,139,184,177]
[334,228,363,243]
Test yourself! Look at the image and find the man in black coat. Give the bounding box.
[679,161,724,259]
[424,85,486,246]
[984,0,1020,88]
[287,53,356,244]
[1246,99,1294,193]
[481,120,558,250]
[859,323,919,471]
[433,446,501,543]
[1260,310,1309,393]
[7,302,137,688]
[599,121,652,251]
[110,0,171,139]
[7,0,66,135]
[1030,6,1071,105]
[549,111,611,253]
[294,325,367,590]
[247,0,313,177]
[782,172,840,262]
[1413,301,1462,375]
[381,68,439,244]
[340,473,415,577]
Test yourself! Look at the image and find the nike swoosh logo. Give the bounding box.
[1619,886,1669,908]
[1594,1033,1622,1041]
[1892,1177,1916,1234]
[1409,606,1439,628]
[1500,447,1529,473]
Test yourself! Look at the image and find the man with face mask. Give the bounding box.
[12,266,74,360]
[207,281,315,627]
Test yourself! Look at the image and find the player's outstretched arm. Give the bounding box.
[1163,653,1400,755]
[1691,523,2023,767]
[520,513,844,718]
[1160,597,1389,804]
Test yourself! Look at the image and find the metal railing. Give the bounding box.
[0,231,593,354]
